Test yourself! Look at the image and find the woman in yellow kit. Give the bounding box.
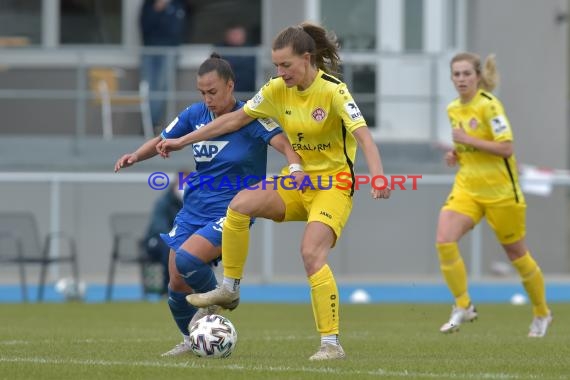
[157,22,391,360]
[437,52,552,337]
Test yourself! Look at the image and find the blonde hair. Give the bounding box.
[450,52,499,92]
[272,21,340,75]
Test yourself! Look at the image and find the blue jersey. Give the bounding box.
[161,101,282,225]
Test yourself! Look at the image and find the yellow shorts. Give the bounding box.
[442,188,526,244]
[273,176,353,242]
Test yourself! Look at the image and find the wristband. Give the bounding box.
[288,163,304,174]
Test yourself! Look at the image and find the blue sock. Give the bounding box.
[175,248,218,293]
[167,287,197,336]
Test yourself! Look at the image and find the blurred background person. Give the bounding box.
[217,23,256,94]
[139,0,187,129]
[436,52,552,338]
[141,173,185,295]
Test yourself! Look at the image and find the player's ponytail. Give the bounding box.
[480,54,499,92]
[273,22,340,75]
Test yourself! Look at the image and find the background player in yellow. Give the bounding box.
[436,52,552,337]
[157,21,391,360]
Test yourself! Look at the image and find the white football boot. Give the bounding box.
[161,341,192,357]
[528,312,553,338]
[440,304,478,333]
[309,343,346,361]
[186,286,240,310]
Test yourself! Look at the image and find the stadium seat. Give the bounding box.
[88,67,154,140]
[0,212,79,302]
[106,212,161,301]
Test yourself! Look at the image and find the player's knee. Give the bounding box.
[300,247,325,274]
[436,236,452,245]
[228,192,257,216]
[174,249,196,275]
[168,275,189,293]
[435,227,460,245]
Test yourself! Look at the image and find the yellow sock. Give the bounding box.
[512,252,549,317]
[436,242,470,309]
[221,208,250,279]
[308,264,339,335]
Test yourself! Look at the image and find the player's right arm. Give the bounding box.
[114,135,162,172]
[156,108,254,157]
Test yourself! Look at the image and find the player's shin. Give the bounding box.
[167,287,198,336]
[221,207,251,283]
[437,242,470,309]
[512,252,549,317]
[308,264,340,336]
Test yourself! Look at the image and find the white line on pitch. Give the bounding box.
[0,356,554,379]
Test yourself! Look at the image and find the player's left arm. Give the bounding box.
[333,85,389,199]
[352,127,390,199]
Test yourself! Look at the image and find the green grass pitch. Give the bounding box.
[1,302,569,379]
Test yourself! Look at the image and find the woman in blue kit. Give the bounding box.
[115,53,301,356]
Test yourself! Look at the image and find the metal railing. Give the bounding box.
[0,47,449,144]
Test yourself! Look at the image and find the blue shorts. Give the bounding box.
[160,217,225,252]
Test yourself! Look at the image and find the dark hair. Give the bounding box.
[272,22,340,75]
[197,53,235,82]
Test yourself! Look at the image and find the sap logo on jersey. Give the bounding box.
[192,141,229,162]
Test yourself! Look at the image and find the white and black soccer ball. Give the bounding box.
[189,314,237,358]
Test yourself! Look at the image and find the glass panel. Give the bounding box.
[404,0,423,51]
[0,0,41,46]
[185,0,261,45]
[343,64,376,127]
[60,0,122,44]
[320,0,376,51]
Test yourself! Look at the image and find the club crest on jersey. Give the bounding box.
[469,117,478,130]
[192,141,229,162]
[311,107,327,122]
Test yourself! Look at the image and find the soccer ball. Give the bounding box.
[55,277,86,301]
[189,314,237,358]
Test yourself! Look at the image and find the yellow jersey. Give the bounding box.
[447,89,524,203]
[243,70,367,182]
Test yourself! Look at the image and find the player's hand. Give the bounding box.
[445,150,458,167]
[371,187,391,200]
[291,171,308,193]
[114,153,138,172]
[156,138,183,158]
[451,127,472,145]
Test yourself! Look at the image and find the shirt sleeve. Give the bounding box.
[160,106,194,139]
[245,118,283,144]
[484,99,513,142]
[243,80,278,120]
[331,83,367,133]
